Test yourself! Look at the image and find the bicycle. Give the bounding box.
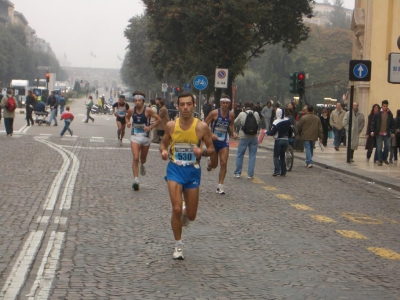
[285,144,294,172]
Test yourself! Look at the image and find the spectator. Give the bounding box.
[319,108,331,147]
[157,98,170,142]
[233,102,260,179]
[370,100,395,166]
[261,101,273,130]
[0,89,18,136]
[25,90,36,126]
[297,104,323,168]
[150,99,159,143]
[342,102,365,162]
[365,104,380,163]
[59,94,66,114]
[329,102,345,151]
[47,91,58,126]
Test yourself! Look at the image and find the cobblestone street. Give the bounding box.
[0,134,400,299]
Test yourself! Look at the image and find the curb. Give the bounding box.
[258,144,400,193]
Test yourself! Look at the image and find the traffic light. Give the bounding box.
[289,72,297,94]
[46,72,50,83]
[297,72,305,95]
[169,85,173,93]
[175,87,181,95]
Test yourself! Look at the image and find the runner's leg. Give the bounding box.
[130,141,141,178]
[218,147,229,184]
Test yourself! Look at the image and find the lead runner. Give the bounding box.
[160,92,214,260]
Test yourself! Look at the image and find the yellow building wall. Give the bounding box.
[357,0,400,113]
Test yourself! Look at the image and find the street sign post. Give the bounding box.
[193,75,208,117]
[183,82,192,91]
[215,68,228,88]
[347,60,372,163]
[388,53,400,84]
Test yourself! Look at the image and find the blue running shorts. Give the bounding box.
[165,161,201,191]
[213,140,229,153]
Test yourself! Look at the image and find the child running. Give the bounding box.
[60,105,74,136]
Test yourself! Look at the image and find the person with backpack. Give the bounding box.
[1,89,18,136]
[47,91,58,126]
[233,101,260,179]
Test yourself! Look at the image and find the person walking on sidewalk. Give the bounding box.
[329,102,345,151]
[342,102,365,162]
[233,102,260,179]
[25,89,36,126]
[112,95,130,146]
[160,92,214,260]
[84,96,95,123]
[365,104,380,162]
[319,108,331,147]
[204,95,237,194]
[261,101,273,131]
[47,91,58,126]
[370,100,396,166]
[0,89,18,136]
[126,91,160,191]
[298,105,323,169]
[266,107,292,176]
[60,105,74,137]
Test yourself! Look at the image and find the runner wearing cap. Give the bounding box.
[113,95,130,146]
[126,90,161,190]
[204,95,237,194]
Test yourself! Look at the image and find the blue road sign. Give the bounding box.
[183,82,192,91]
[193,75,208,91]
[349,60,371,81]
[353,63,368,79]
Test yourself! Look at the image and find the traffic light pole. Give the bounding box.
[346,84,354,164]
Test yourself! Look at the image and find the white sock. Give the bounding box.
[175,240,183,247]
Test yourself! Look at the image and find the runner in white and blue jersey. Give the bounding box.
[204,95,237,194]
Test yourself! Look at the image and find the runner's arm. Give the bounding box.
[229,111,237,138]
[126,107,133,128]
[160,121,174,160]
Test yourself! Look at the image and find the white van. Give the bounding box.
[10,79,30,107]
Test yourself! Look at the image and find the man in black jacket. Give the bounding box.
[370,100,395,166]
[47,91,58,126]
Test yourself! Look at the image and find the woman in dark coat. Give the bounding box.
[319,108,331,147]
[365,104,380,162]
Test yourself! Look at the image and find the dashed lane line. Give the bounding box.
[290,204,314,211]
[275,194,294,200]
[367,247,400,260]
[341,213,383,225]
[309,215,336,223]
[335,230,368,239]
[263,186,277,191]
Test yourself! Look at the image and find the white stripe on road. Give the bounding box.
[27,232,65,300]
[35,138,71,211]
[58,147,80,210]
[0,231,44,300]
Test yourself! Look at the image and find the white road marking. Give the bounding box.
[57,147,80,210]
[54,217,67,224]
[34,138,71,211]
[27,232,65,300]
[36,216,50,224]
[0,231,44,299]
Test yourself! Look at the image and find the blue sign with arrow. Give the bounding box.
[193,75,208,91]
[183,82,192,91]
[349,60,371,81]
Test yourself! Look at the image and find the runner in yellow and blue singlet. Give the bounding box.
[160,92,214,260]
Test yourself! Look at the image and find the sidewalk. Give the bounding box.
[257,136,400,192]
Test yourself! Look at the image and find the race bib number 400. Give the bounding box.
[132,124,147,136]
[174,144,196,165]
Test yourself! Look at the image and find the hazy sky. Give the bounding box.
[11,0,354,70]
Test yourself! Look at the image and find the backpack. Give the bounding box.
[5,97,16,112]
[59,97,66,105]
[242,111,258,134]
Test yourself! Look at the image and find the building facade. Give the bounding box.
[303,0,353,26]
[351,0,400,122]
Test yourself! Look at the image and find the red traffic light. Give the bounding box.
[176,87,181,92]
[298,73,305,80]
[45,72,50,82]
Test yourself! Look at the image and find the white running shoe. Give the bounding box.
[216,184,225,195]
[140,163,146,176]
[234,174,241,178]
[173,244,184,260]
[206,157,212,171]
[119,139,123,146]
